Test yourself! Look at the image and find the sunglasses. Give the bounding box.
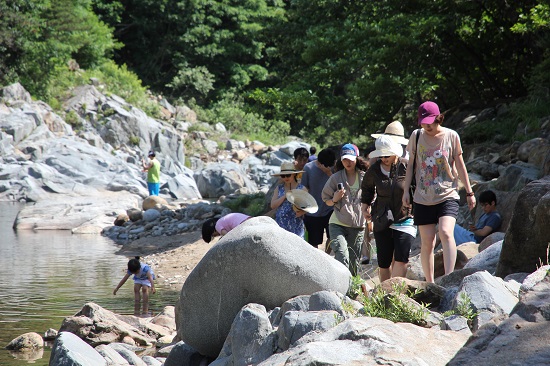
[280,174,292,178]
[381,156,391,159]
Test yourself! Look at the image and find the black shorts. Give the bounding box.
[373,228,414,269]
[304,212,332,247]
[413,199,459,226]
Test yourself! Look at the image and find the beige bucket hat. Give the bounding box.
[285,189,318,214]
[271,161,304,176]
[371,121,409,145]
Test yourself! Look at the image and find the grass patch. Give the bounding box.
[442,292,478,323]
[360,281,428,326]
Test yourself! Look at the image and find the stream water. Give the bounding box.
[0,202,180,365]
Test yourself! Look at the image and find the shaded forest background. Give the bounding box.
[1,0,549,147]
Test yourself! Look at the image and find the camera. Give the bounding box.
[337,183,344,190]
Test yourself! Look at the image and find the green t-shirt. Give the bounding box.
[147,159,160,183]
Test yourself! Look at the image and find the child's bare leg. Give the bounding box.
[133,284,142,316]
[141,285,150,315]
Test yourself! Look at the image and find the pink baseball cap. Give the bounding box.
[417,101,440,125]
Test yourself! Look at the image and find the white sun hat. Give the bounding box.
[285,189,318,214]
[368,135,404,159]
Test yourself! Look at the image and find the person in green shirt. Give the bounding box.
[142,150,161,196]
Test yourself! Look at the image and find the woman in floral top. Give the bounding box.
[402,101,476,283]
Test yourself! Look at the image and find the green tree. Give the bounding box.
[0,0,118,99]
[252,0,549,145]
[102,0,285,104]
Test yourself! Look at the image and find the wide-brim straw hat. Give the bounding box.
[285,189,318,214]
[271,161,304,176]
[371,121,409,145]
[369,135,404,159]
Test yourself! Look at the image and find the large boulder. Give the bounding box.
[194,161,258,198]
[176,216,351,357]
[448,271,550,365]
[496,176,550,277]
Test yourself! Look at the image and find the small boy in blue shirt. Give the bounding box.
[454,190,502,245]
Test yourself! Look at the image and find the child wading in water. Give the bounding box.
[113,257,156,317]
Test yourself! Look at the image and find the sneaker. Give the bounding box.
[360,256,370,265]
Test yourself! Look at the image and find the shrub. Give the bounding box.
[360,281,428,326]
[442,292,479,323]
[222,192,267,217]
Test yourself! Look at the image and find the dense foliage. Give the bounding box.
[1,0,549,145]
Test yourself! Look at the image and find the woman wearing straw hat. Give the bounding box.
[271,161,307,237]
[361,135,415,282]
[402,101,476,283]
[321,144,369,276]
[371,120,410,163]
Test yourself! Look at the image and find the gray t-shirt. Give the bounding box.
[301,161,333,217]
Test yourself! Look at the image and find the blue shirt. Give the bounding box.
[474,211,502,243]
[301,161,333,217]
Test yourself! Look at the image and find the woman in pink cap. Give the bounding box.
[402,101,476,283]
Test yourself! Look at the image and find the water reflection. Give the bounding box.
[0,202,180,365]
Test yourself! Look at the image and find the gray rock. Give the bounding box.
[164,171,202,200]
[456,271,519,319]
[194,161,258,198]
[463,240,503,274]
[59,302,156,347]
[493,162,540,192]
[216,303,277,365]
[49,331,107,366]
[164,341,207,366]
[478,231,505,252]
[177,216,351,357]
[496,175,550,277]
[108,343,147,366]
[441,315,471,334]
[143,209,161,222]
[95,344,130,366]
[203,139,218,155]
[278,141,310,157]
[6,332,43,350]
[142,355,163,366]
[265,150,292,167]
[308,291,345,316]
[450,274,550,365]
[261,317,469,366]
[1,82,33,104]
[277,310,342,350]
[520,265,550,292]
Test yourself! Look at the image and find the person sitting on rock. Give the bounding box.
[454,190,502,245]
[202,212,251,243]
[113,256,156,317]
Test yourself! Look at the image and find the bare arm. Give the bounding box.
[113,273,131,295]
[470,225,493,238]
[142,159,153,171]
[454,153,476,210]
[271,187,286,210]
[147,272,156,294]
